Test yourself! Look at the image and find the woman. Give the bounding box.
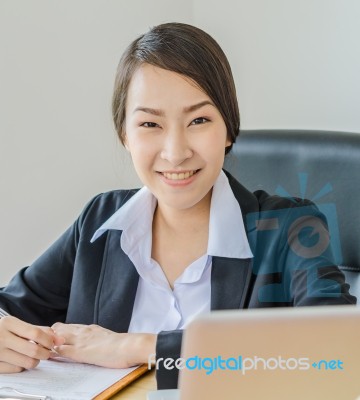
[0,22,355,389]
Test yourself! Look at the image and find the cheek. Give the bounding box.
[200,130,228,161]
[127,139,158,171]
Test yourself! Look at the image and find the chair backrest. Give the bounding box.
[224,129,360,299]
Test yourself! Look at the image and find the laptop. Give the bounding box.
[148,305,360,400]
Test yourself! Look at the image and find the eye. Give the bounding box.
[141,122,160,128]
[190,117,209,125]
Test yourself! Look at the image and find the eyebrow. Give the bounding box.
[133,100,215,117]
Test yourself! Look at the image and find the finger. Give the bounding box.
[4,317,55,350]
[49,350,61,359]
[53,335,66,346]
[7,334,52,360]
[38,326,65,346]
[51,322,84,332]
[38,326,54,334]
[51,322,65,330]
[53,344,84,363]
[51,323,79,345]
[0,360,24,374]
[0,348,40,370]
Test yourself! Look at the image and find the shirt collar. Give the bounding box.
[90,186,155,243]
[207,170,253,258]
[90,171,253,260]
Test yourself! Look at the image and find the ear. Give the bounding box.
[225,136,232,147]
[123,134,130,151]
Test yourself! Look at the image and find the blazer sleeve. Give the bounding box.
[0,195,101,325]
[156,329,183,389]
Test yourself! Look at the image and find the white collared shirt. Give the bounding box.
[91,170,253,333]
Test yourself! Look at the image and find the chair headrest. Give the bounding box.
[224,129,360,270]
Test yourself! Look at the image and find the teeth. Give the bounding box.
[163,170,196,180]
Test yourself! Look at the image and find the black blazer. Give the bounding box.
[0,171,356,388]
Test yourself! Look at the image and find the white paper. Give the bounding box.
[0,358,139,400]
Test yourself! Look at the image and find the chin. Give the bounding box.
[161,192,211,211]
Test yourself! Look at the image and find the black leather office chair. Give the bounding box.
[224,129,360,299]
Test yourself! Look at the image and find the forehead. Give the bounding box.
[126,63,210,109]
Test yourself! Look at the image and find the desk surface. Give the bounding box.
[111,369,156,399]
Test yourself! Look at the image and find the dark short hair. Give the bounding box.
[112,22,240,154]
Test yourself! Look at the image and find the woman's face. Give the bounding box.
[124,63,231,212]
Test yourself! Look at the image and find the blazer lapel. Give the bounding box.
[211,257,253,309]
[95,230,139,332]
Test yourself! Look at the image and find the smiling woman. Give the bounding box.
[123,64,231,289]
[0,22,356,390]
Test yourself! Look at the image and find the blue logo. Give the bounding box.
[246,173,342,302]
[149,354,345,375]
[312,359,344,370]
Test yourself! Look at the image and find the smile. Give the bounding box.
[161,170,199,180]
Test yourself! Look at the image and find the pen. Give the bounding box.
[0,386,50,400]
[0,309,10,318]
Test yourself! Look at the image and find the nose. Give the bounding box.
[160,127,193,166]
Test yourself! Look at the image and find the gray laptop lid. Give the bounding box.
[179,306,360,400]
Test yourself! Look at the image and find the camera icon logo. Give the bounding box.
[246,173,342,303]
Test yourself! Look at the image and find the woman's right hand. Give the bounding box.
[0,316,64,373]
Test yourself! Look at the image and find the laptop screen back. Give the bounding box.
[179,306,360,400]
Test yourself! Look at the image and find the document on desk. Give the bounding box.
[0,358,144,400]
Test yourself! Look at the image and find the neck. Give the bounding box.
[153,190,212,235]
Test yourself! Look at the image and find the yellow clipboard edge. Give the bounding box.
[93,364,151,400]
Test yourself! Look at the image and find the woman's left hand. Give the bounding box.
[51,323,156,368]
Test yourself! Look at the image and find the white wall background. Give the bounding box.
[1,0,359,285]
[193,0,360,131]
